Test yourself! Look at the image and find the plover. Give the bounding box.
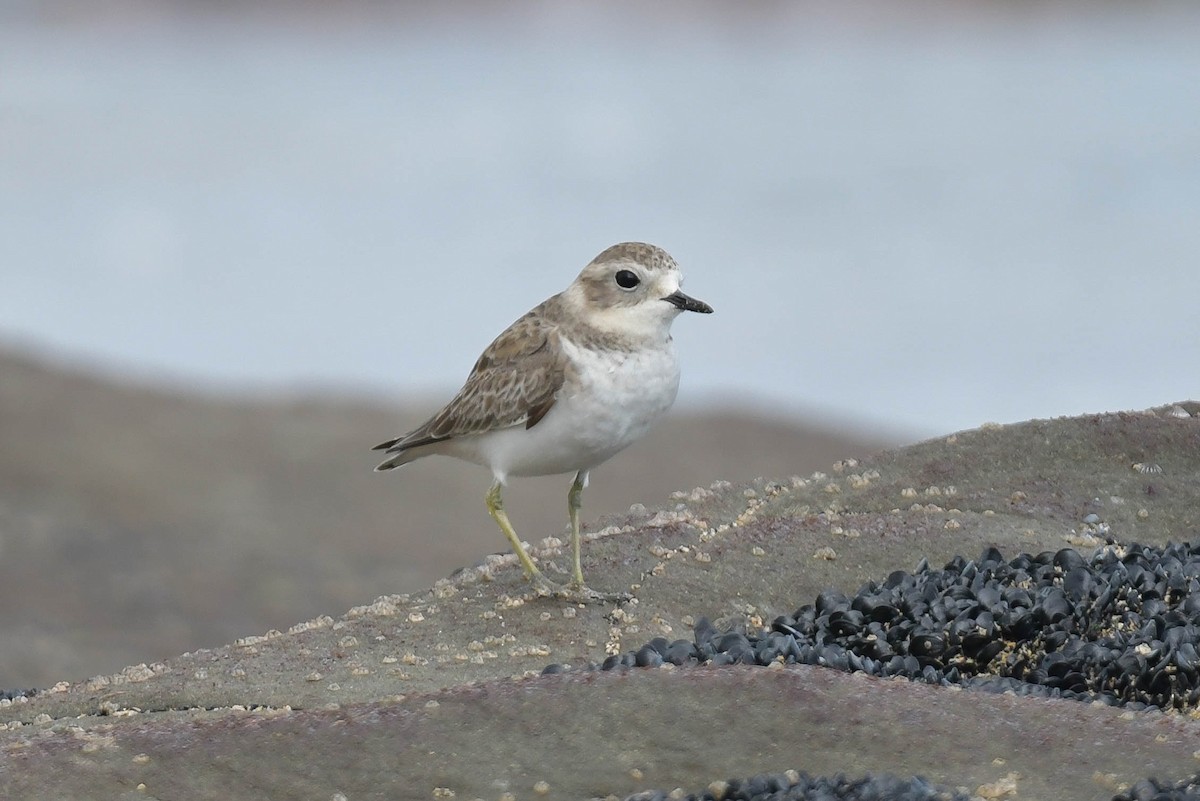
[373,242,712,602]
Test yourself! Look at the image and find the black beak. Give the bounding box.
[663,290,713,314]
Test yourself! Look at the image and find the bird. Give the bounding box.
[372,242,712,602]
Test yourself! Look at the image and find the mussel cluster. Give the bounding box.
[581,541,1200,711]
[1112,774,1200,801]
[624,771,969,801]
[623,770,1200,801]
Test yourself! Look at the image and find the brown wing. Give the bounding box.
[373,300,566,454]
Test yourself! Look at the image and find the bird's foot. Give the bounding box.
[525,573,569,598]
[556,581,632,604]
[522,573,630,604]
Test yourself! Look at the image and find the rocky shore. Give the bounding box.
[2,403,1198,800]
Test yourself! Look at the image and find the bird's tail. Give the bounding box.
[374,449,421,472]
[372,436,447,472]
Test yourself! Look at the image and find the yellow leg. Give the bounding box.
[485,478,627,604]
[567,470,587,588]
[564,471,630,603]
[486,481,542,579]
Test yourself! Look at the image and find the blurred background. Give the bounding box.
[1,0,1197,688]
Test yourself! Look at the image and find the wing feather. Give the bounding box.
[373,299,566,455]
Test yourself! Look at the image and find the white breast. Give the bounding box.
[469,337,681,480]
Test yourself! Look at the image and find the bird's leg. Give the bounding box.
[567,470,588,587]
[486,481,562,596]
[561,471,631,603]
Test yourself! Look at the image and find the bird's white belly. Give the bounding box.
[470,341,681,480]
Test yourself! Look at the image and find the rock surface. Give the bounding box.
[0,347,890,686]
[2,403,1198,800]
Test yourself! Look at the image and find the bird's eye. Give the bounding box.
[614,269,640,290]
